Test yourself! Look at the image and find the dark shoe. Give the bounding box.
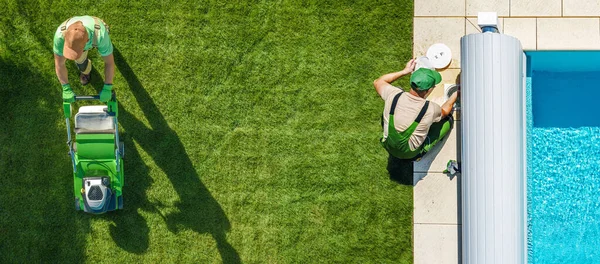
[80,72,91,85]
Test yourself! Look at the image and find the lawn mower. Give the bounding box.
[63,92,123,213]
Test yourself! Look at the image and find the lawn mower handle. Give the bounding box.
[74,95,100,101]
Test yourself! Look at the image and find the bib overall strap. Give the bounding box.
[389,91,404,115]
[383,91,404,136]
[92,17,102,48]
[60,17,72,32]
[414,101,430,123]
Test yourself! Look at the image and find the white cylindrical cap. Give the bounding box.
[426,43,452,69]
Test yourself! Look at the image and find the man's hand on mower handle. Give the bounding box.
[62,84,75,103]
[100,84,113,102]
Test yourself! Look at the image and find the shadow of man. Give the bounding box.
[109,47,240,263]
[86,61,151,255]
[387,155,414,185]
[93,123,152,254]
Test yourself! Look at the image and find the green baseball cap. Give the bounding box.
[410,68,442,91]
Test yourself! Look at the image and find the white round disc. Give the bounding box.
[415,56,434,71]
[426,43,452,69]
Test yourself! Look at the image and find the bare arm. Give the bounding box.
[102,53,115,84]
[373,59,416,97]
[54,54,68,85]
[441,91,458,118]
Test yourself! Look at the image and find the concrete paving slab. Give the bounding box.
[563,0,600,16]
[414,18,464,69]
[537,18,600,50]
[511,0,562,17]
[415,0,465,17]
[414,224,462,264]
[504,18,537,50]
[414,173,461,224]
[466,0,509,17]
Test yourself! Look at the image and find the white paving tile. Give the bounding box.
[414,18,464,69]
[414,224,462,264]
[415,0,465,16]
[511,0,562,17]
[414,173,461,224]
[504,18,536,50]
[563,0,600,16]
[537,18,600,50]
[466,0,510,17]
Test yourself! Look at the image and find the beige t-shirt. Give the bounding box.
[380,85,442,150]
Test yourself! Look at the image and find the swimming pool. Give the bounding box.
[527,51,600,263]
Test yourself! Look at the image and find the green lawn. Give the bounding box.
[0,0,414,262]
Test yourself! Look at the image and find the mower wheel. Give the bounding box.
[119,141,124,157]
[75,197,80,210]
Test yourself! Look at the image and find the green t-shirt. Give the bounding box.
[53,16,113,57]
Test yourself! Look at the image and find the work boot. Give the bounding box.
[80,72,91,85]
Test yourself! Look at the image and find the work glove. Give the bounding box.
[62,84,75,103]
[100,84,113,102]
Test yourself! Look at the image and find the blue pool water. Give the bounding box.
[527,51,600,263]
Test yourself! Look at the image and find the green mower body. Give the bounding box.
[63,93,124,213]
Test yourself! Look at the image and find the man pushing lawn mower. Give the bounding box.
[54,16,124,213]
[53,15,115,103]
[373,58,458,167]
